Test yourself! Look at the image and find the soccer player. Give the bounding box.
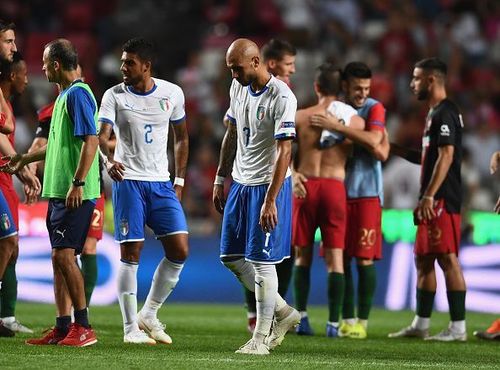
[0,51,37,334]
[27,64,103,307]
[3,39,99,346]
[98,38,189,345]
[236,38,296,333]
[292,63,364,337]
[321,62,389,339]
[293,62,389,339]
[213,38,300,355]
[262,38,296,86]
[388,57,467,341]
[0,19,16,138]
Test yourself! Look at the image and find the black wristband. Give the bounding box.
[72,178,85,187]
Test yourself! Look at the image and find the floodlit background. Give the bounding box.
[1,0,499,311]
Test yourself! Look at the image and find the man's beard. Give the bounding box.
[417,88,429,101]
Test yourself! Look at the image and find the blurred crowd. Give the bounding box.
[1,0,499,235]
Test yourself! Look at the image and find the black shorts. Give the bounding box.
[46,199,96,254]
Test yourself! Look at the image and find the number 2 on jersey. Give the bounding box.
[144,124,153,144]
[243,126,250,146]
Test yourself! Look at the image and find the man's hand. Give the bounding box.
[23,183,40,205]
[259,199,278,233]
[416,197,436,222]
[0,153,25,174]
[292,171,308,198]
[310,112,342,131]
[213,184,225,214]
[106,160,125,181]
[18,166,41,204]
[66,185,83,209]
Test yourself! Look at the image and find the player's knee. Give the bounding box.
[221,257,245,273]
[120,244,142,262]
[356,257,373,266]
[51,249,74,267]
[416,255,435,273]
[295,246,312,266]
[8,253,17,264]
[176,243,189,261]
[2,235,16,252]
[437,253,460,272]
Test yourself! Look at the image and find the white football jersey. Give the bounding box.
[99,78,185,181]
[227,76,297,185]
[320,101,358,146]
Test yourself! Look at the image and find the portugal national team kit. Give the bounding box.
[415,98,463,255]
[294,101,358,250]
[345,98,386,259]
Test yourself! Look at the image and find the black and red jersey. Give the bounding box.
[420,98,463,213]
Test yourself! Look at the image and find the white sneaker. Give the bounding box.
[425,329,467,342]
[123,330,157,344]
[137,312,172,344]
[1,319,33,334]
[265,308,301,350]
[388,325,429,339]
[235,339,269,355]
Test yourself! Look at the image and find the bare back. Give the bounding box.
[295,102,351,179]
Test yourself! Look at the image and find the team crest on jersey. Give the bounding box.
[0,213,10,231]
[159,98,170,112]
[120,219,129,236]
[256,105,266,121]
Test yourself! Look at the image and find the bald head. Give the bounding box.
[226,38,260,61]
[226,38,265,86]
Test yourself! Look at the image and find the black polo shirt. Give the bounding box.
[420,98,463,213]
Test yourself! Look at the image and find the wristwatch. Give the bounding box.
[72,178,85,187]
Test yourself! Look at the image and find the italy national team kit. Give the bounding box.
[98,78,188,242]
[220,75,297,263]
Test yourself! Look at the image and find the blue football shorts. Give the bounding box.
[112,180,188,243]
[220,176,292,264]
[0,189,17,239]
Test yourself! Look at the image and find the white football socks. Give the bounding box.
[450,320,466,333]
[141,257,184,319]
[222,258,255,291]
[412,315,430,330]
[117,260,139,334]
[253,263,278,343]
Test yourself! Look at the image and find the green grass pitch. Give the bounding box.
[1,302,499,369]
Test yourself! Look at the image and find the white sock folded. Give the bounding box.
[252,263,278,343]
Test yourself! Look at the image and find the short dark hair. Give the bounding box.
[45,39,78,71]
[315,63,342,96]
[0,19,15,33]
[343,62,372,80]
[122,37,156,64]
[414,57,447,76]
[262,38,296,62]
[0,51,23,82]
